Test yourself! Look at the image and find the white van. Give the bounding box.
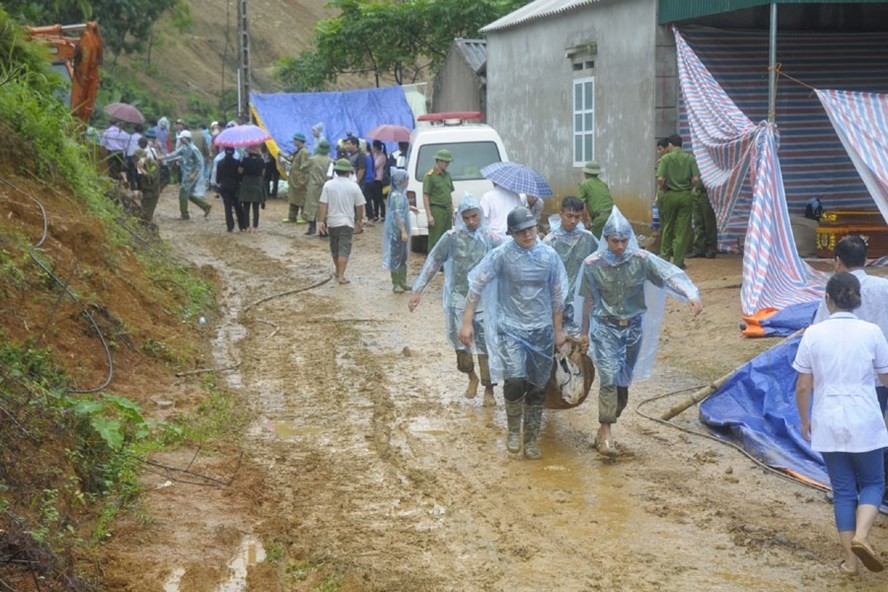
[405,112,508,251]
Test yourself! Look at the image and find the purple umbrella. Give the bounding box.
[367,124,412,143]
[103,102,144,124]
[213,124,272,148]
[480,161,554,197]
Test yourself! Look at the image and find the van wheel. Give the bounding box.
[411,236,428,253]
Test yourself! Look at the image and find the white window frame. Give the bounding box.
[573,77,595,166]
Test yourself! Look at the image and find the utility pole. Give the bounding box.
[237,0,251,123]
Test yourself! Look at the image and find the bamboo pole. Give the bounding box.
[660,327,806,421]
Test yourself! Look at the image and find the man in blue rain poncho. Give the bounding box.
[577,207,703,458]
[459,207,569,459]
[409,194,503,406]
[543,196,599,336]
[382,168,414,293]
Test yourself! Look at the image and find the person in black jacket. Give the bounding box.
[216,147,247,232]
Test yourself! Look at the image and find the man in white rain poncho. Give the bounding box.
[382,168,414,293]
[577,206,703,457]
[543,195,599,336]
[409,194,503,406]
[459,207,569,459]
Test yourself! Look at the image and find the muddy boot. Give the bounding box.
[398,266,411,291]
[391,272,404,293]
[523,403,544,460]
[305,221,316,235]
[504,397,524,453]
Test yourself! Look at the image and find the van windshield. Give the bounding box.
[415,142,503,181]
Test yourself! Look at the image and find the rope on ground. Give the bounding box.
[635,387,828,493]
[243,273,333,313]
[254,318,279,338]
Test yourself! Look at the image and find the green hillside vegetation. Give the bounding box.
[0,8,246,590]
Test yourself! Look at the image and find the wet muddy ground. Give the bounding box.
[105,189,888,591]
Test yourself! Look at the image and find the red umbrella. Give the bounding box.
[367,124,412,143]
[103,102,144,124]
[214,124,272,147]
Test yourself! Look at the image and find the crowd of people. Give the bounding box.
[99,117,888,574]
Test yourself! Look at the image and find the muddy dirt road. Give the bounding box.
[110,190,888,591]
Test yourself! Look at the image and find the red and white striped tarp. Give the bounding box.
[674,28,827,315]
[816,89,888,224]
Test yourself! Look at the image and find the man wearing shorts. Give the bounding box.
[318,158,366,284]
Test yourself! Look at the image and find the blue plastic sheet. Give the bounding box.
[752,300,820,337]
[700,334,830,487]
[251,86,415,156]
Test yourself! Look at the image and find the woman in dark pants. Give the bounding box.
[237,146,268,232]
[216,147,246,232]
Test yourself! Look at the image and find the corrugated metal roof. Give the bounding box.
[659,0,888,24]
[480,0,602,33]
[454,38,487,74]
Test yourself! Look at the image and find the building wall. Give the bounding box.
[432,54,484,118]
[486,0,658,221]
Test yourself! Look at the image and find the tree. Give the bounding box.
[276,0,528,90]
[3,0,183,61]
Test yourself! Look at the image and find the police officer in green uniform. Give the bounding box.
[422,149,455,250]
[688,179,717,259]
[577,160,614,239]
[656,134,700,269]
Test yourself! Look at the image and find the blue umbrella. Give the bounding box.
[480,161,554,197]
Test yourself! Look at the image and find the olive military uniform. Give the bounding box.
[423,167,454,249]
[656,150,700,268]
[578,176,613,239]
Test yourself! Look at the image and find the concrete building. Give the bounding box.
[481,0,888,223]
[432,39,488,119]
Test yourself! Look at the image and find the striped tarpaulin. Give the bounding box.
[678,27,888,249]
[675,29,826,314]
[816,89,888,223]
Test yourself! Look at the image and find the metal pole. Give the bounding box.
[238,0,251,123]
[768,1,777,122]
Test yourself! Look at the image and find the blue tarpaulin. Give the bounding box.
[700,334,830,488]
[251,86,415,157]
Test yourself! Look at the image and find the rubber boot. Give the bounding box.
[398,266,411,291]
[523,403,544,460]
[391,271,404,293]
[504,397,524,453]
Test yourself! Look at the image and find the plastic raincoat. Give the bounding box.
[544,223,599,337]
[412,194,503,352]
[312,122,328,154]
[382,168,411,271]
[576,207,700,386]
[165,141,207,197]
[467,233,569,387]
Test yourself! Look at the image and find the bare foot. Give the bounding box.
[464,372,479,399]
[337,277,351,285]
[482,387,495,407]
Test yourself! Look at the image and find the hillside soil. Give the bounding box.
[95,188,888,591]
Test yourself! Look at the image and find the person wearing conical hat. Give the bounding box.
[422,148,455,250]
[577,160,613,240]
[577,207,702,458]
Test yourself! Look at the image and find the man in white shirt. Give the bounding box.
[318,159,366,285]
[101,120,130,182]
[480,183,521,236]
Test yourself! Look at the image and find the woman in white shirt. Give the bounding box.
[794,272,888,575]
